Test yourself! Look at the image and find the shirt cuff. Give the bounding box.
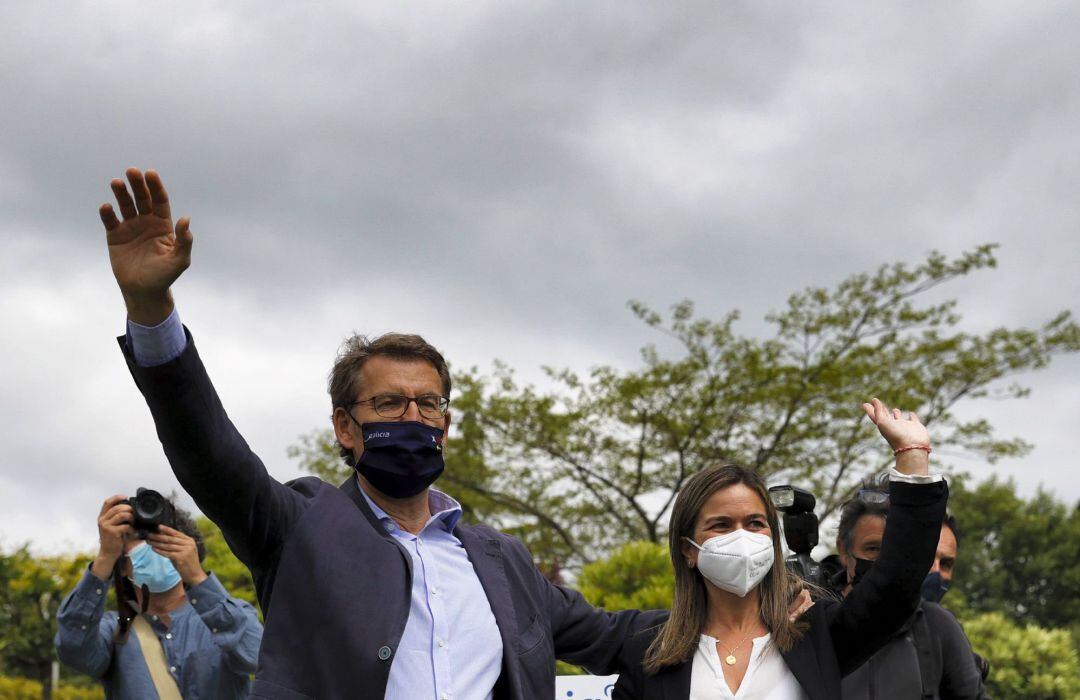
[126,308,186,367]
[888,468,943,484]
[186,572,228,613]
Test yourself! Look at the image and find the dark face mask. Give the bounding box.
[354,421,445,498]
[921,571,951,603]
[849,556,876,588]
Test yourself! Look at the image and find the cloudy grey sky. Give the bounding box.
[2,1,1078,555]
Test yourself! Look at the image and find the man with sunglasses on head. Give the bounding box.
[835,477,988,699]
[97,168,657,699]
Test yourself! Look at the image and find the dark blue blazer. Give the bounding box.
[120,331,658,699]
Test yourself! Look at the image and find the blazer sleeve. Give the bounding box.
[536,562,666,674]
[118,328,307,569]
[827,479,948,675]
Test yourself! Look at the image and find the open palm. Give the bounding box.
[861,397,931,450]
[100,168,192,298]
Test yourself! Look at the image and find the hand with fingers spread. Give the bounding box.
[862,397,931,476]
[91,494,134,580]
[99,168,192,325]
[147,525,207,586]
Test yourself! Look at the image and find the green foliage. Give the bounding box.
[0,548,92,695]
[286,429,347,484]
[947,477,1080,631]
[197,517,259,612]
[0,676,103,700]
[290,245,1079,569]
[577,542,673,611]
[963,612,1080,700]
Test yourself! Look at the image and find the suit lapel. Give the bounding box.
[781,631,828,700]
[455,526,521,693]
[660,662,692,700]
[339,475,387,532]
[338,476,414,575]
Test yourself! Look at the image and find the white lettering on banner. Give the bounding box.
[554,675,617,699]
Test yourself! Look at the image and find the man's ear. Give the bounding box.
[333,407,358,452]
[440,410,452,447]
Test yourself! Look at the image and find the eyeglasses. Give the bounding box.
[350,393,449,420]
[857,489,889,505]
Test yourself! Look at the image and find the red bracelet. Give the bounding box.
[893,444,932,455]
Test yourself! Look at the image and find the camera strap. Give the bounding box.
[130,615,183,700]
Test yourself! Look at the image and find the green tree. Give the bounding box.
[963,612,1080,700]
[947,477,1080,631]
[0,549,92,700]
[289,246,1080,569]
[196,517,259,611]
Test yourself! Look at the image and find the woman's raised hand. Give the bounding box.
[862,397,931,476]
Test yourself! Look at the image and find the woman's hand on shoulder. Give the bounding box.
[787,588,815,623]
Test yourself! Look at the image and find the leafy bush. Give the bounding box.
[963,612,1080,700]
[577,541,673,612]
[0,675,102,700]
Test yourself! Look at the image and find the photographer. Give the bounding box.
[836,478,987,699]
[55,492,262,699]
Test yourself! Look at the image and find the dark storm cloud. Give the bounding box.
[2,1,1078,550]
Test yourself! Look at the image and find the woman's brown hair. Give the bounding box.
[643,463,808,673]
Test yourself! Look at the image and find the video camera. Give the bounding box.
[121,487,176,538]
[768,485,824,586]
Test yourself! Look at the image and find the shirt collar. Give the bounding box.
[356,477,463,533]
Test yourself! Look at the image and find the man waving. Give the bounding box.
[99,168,655,700]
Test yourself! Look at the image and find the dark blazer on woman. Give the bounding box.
[612,479,948,700]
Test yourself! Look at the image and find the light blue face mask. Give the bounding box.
[127,542,182,593]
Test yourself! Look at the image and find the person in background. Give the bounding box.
[836,481,988,699]
[921,514,959,603]
[56,493,262,699]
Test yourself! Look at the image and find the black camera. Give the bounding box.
[768,485,824,586]
[121,488,176,537]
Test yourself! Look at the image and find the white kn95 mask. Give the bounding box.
[685,529,775,597]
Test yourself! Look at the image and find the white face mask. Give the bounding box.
[685,529,775,597]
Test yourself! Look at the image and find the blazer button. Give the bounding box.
[378,646,393,661]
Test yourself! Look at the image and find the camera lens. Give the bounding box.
[136,491,165,519]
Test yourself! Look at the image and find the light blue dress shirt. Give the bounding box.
[359,486,503,700]
[125,309,505,699]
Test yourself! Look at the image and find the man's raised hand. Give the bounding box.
[100,168,192,325]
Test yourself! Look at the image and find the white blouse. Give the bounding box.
[690,633,807,700]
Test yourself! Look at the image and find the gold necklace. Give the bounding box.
[720,631,754,666]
